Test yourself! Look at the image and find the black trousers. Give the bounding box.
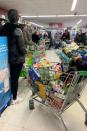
[10,63,23,100]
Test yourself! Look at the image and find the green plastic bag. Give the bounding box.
[20,69,27,78]
[26,57,33,68]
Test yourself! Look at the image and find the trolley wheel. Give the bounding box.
[85,114,87,126]
[29,99,34,110]
[42,100,45,104]
[77,93,80,98]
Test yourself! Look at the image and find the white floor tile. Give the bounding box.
[0,124,21,131]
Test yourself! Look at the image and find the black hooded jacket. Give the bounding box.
[0,23,26,64]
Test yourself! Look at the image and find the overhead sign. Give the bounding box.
[49,23,63,29]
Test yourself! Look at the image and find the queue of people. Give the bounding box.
[53,29,87,47]
[75,30,87,45]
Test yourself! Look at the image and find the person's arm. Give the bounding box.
[14,28,26,55]
[0,25,6,36]
[68,32,70,40]
[74,34,78,43]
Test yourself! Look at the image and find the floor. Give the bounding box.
[0,50,87,131]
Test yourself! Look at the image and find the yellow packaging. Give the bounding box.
[35,81,47,100]
[54,72,61,79]
[64,42,79,53]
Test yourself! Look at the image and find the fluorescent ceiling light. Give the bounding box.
[79,15,87,17]
[22,15,57,18]
[30,22,44,28]
[57,15,74,17]
[22,15,74,18]
[38,15,57,18]
[72,19,82,29]
[71,0,78,11]
[22,14,87,18]
[22,16,37,18]
[76,19,82,25]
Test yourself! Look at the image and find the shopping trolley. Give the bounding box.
[28,66,87,131]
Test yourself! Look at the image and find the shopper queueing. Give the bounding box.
[74,30,83,45]
[32,31,40,44]
[61,29,70,41]
[0,9,26,104]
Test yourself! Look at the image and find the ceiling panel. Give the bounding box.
[0,0,72,15]
[26,16,87,28]
[0,0,87,15]
[0,0,87,28]
[76,0,87,14]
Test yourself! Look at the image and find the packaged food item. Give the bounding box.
[46,85,53,96]
[46,97,63,110]
[34,59,51,68]
[35,81,47,100]
[64,42,79,53]
[33,63,43,68]
[53,97,63,110]
[29,67,40,81]
[40,59,52,67]
[54,92,65,100]
[56,49,70,64]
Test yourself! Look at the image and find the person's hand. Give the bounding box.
[23,63,26,68]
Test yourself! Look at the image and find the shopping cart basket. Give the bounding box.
[29,68,87,131]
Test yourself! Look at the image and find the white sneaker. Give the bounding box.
[11,97,23,105]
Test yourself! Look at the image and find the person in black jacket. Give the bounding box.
[74,30,84,45]
[69,54,87,71]
[82,32,87,45]
[0,9,26,104]
[32,31,40,44]
[61,29,70,41]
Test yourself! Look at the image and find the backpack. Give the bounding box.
[0,23,25,64]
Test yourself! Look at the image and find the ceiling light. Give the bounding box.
[38,15,57,18]
[71,0,78,11]
[30,22,44,28]
[22,16,37,18]
[21,14,87,18]
[72,19,82,29]
[76,19,82,25]
[57,15,74,17]
[79,15,87,17]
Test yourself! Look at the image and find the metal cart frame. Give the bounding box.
[29,69,87,131]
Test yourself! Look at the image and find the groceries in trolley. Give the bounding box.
[28,59,78,111]
[56,42,87,71]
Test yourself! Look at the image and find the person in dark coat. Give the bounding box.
[0,9,26,104]
[61,29,70,41]
[74,30,84,44]
[82,32,87,45]
[69,54,87,71]
[32,31,40,44]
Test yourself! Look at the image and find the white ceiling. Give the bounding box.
[23,16,87,28]
[0,0,87,28]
